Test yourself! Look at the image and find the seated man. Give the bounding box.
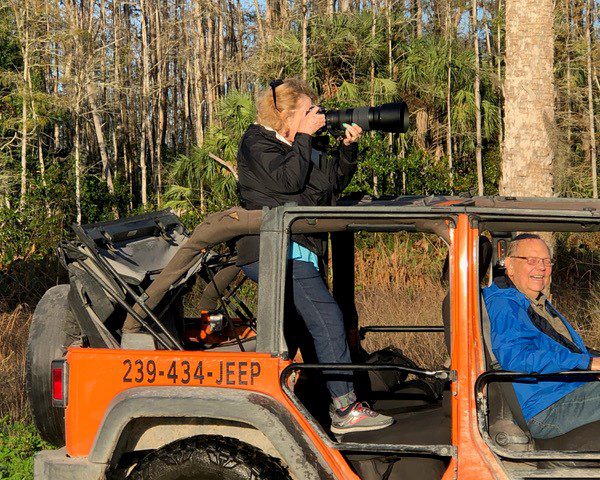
[483,233,600,439]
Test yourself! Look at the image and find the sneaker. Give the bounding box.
[330,402,394,435]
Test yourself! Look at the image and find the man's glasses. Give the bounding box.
[510,256,554,267]
[269,79,283,112]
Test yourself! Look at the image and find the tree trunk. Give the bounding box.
[497,0,504,149]
[154,0,166,206]
[301,0,308,81]
[370,8,378,197]
[566,0,572,147]
[447,45,453,191]
[86,82,116,196]
[140,0,151,207]
[75,115,82,225]
[585,0,597,197]
[19,21,29,209]
[253,0,265,44]
[414,0,423,38]
[473,0,484,195]
[501,0,555,198]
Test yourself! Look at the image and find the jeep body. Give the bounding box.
[34,196,600,480]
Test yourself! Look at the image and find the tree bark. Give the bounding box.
[585,0,597,197]
[139,0,152,207]
[473,0,484,195]
[75,115,82,225]
[154,0,167,206]
[447,45,453,191]
[497,0,504,149]
[301,0,308,81]
[414,0,423,37]
[253,0,265,44]
[18,9,30,209]
[370,8,378,196]
[86,82,116,196]
[566,0,572,147]
[501,0,555,198]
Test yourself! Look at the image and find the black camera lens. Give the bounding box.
[323,102,409,133]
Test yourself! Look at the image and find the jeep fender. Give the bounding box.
[88,386,337,480]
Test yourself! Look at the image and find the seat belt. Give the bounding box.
[480,296,531,433]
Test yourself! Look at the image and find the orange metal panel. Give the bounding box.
[450,214,507,479]
[65,348,359,479]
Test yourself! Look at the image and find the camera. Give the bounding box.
[319,102,409,133]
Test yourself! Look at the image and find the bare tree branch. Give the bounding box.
[208,152,238,180]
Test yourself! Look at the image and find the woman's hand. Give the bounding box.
[297,106,326,136]
[342,123,363,146]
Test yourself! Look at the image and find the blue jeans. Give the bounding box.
[527,380,600,439]
[242,260,356,409]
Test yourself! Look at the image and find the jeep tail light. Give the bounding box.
[51,360,68,407]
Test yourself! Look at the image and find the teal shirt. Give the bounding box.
[289,242,320,271]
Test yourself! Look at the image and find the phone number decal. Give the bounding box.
[122,359,262,386]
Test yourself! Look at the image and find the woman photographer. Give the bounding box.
[236,78,393,434]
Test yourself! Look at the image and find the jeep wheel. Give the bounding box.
[25,284,80,447]
[127,435,291,480]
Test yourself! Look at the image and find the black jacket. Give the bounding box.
[236,124,358,265]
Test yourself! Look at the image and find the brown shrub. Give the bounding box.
[0,303,32,422]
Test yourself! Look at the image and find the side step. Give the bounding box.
[514,468,600,479]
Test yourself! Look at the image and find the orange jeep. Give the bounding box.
[29,196,600,480]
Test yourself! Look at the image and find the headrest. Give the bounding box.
[441,236,493,286]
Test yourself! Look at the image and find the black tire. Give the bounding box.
[127,435,291,480]
[25,284,79,447]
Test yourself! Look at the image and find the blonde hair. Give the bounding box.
[256,78,318,133]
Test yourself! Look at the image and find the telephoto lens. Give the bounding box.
[323,102,409,133]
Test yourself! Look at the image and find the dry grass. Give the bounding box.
[551,232,600,351]
[0,303,32,423]
[354,233,448,367]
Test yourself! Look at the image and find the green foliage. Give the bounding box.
[164,91,255,217]
[0,418,50,480]
[0,7,21,72]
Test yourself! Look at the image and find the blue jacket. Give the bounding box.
[483,279,592,421]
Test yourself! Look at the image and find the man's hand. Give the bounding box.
[591,357,600,371]
[342,122,363,146]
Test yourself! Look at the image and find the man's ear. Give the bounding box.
[504,257,514,277]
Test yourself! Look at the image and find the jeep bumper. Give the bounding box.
[34,448,105,480]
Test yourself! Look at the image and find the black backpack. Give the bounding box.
[365,346,444,401]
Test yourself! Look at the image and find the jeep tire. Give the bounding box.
[26,284,80,447]
[127,435,291,480]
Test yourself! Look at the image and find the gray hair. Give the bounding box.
[506,233,543,257]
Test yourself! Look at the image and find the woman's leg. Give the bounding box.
[243,260,355,407]
[289,260,356,409]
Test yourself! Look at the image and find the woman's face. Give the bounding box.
[282,94,313,142]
